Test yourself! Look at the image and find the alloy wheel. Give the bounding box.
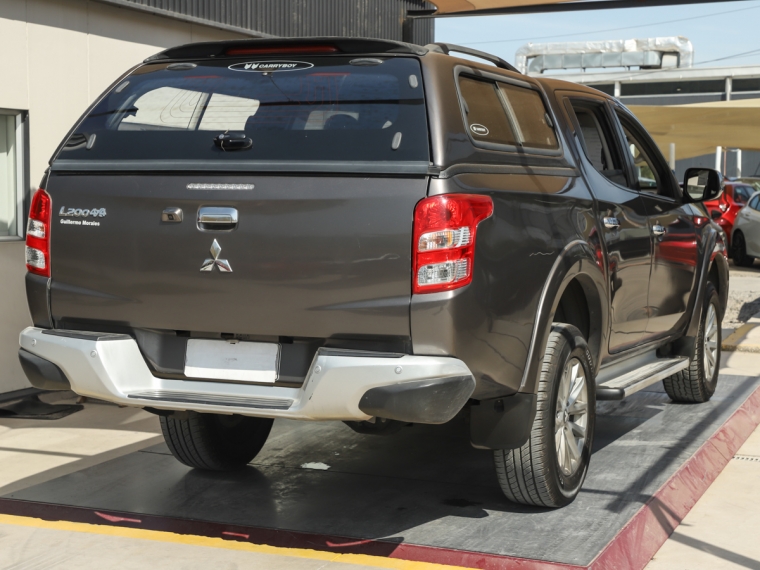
[703,303,719,381]
[554,357,589,477]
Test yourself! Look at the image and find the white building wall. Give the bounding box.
[0,0,243,395]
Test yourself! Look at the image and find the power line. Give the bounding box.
[454,2,760,46]
[693,47,760,66]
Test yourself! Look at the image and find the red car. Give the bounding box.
[704,181,755,248]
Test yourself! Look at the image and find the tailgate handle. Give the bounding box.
[198,207,238,231]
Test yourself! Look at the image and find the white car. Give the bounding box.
[731,191,760,266]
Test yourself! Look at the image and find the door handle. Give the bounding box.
[603,217,620,230]
[652,224,666,236]
[197,207,238,230]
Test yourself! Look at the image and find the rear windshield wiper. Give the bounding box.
[88,107,139,118]
[63,133,97,150]
[214,131,252,151]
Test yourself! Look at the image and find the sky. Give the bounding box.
[434,0,760,70]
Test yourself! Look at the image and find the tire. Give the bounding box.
[732,232,755,267]
[494,324,596,508]
[663,282,721,403]
[160,412,273,471]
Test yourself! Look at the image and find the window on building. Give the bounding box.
[733,78,760,93]
[0,112,22,238]
[620,80,725,97]
[590,84,615,96]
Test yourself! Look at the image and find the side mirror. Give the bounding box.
[683,168,723,203]
[711,209,722,220]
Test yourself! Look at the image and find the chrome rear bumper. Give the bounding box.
[19,327,474,423]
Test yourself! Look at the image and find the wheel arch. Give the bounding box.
[675,227,724,358]
[553,274,604,374]
[708,251,729,320]
[519,240,608,394]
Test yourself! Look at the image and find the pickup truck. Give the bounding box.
[18,38,728,508]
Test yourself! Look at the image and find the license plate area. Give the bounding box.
[184,339,280,383]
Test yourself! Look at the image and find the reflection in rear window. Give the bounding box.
[59,57,429,164]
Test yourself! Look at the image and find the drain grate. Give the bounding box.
[733,455,760,462]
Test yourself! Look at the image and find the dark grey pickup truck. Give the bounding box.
[19,38,728,507]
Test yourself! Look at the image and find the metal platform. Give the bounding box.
[1,374,759,569]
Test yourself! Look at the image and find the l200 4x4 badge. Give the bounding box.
[200,239,232,273]
[59,207,107,217]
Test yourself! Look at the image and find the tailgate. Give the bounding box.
[47,174,427,338]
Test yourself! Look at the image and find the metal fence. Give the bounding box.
[110,0,435,44]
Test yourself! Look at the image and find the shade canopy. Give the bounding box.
[425,0,574,14]
[627,99,760,160]
[422,0,727,16]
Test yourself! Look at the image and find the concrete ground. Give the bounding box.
[0,264,758,569]
[646,424,760,570]
[0,397,396,570]
[0,359,758,570]
[722,261,760,330]
[644,261,760,570]
[0,510,430,570]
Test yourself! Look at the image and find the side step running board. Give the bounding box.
[596,357,689,401]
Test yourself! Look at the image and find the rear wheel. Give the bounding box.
[494,325,596,508]
[160,412,273,471]
[663,282,721,403]
[732,232,755,267]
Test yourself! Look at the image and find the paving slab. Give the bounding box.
[1,374,759,568]
[645,423,760,570]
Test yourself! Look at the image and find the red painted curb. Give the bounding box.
[0,384,758,570]
[589,384,760,570]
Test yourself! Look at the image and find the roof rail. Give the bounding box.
[144,37,429,63]
[426,43,520,73]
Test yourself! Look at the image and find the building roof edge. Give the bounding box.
[90,0,276,39]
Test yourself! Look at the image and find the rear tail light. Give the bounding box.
[412,194,493,294]
[25,189,51,277]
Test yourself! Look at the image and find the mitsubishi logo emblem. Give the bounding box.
[200,239,232,272]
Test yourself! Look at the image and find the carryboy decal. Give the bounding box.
[228,61,314,73]
[470,124,489,136]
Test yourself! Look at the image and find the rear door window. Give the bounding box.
[56,57,429,167]
[569,101,627,187]
[458,75,558,151]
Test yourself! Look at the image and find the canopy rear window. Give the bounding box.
[56,57,429,170]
